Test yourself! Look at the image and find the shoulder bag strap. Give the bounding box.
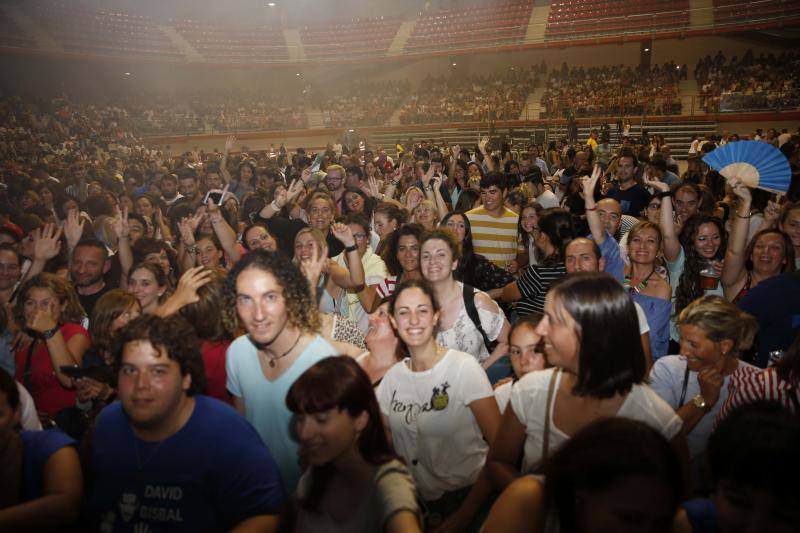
[23,339,38,394]
[462,283,494,353]
[678,362,691,406]
[541,368,561,465]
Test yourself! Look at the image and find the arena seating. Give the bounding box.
[404,1,532,52]
[299,16,402,59]
[23,0,183,60]
[546,0,690,38]
[169,18,289,62]
[713,0,800,25]
[0,9,37,50]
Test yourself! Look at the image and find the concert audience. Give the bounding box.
[2,79,800,532]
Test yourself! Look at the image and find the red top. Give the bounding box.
[15,323,90,418]
[201,339,232,404]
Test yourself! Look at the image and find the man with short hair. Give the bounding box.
[466,172,519,268]
[177,170,202,208]
[70,239,112,316]
[226,251,336,493]
[605,149,650,216]
[323,164,346,212]
[159,173,183,207]
[646,154,680,189]
[673,183,702,227]
[89,314,284,532]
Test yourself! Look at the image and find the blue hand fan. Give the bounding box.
[702,141,791,194]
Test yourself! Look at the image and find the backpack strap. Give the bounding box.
[462,283,495,354]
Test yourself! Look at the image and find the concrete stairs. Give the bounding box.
[525,4,550,43]
[521,88,545,121]
[0,3,61,53]
[389,20,416,56]
[283,29,306,61]
[305,106,325,129]
[679,79,700,116]
[546,119,718,159]
[159,25,204,62]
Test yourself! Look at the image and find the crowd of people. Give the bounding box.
[131,88,309,134]
[314,80,411,128]
[695,49,800,113]
[1,83,800,532]
[398,69,539,124]
[540,62,685,118]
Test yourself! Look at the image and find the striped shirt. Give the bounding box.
[718,367,800,421]
[515,263,567,316]
[466,206,519,268]
[376,275,398,299]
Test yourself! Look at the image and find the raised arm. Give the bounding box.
[208,187,242,263]
[25,223,63,283]
[479,137,495,172]
[111,207,133,286]
[220,135,235,184]
[721,178,752,293]
[154,266,215,317]
[328,223,365,289]
[582,165,606,244]
[646,176,680,262]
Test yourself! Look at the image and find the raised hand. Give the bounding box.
[330,222,356,248]
[422,163,434,188]
[298,238,327,289]
[365,176,380,199]
[177,217,196,246]
[451,144,461,158]
[172,266,215,307]
[478,136,489,153]
[581,164,602,200]
[28,307,57,334]
[300,166,313,184]
[643,171,669,193]
[224,135,236,153]
[111,206,130,239]
[729,176,752,203]
[64,209,85,249]
[286,179,305,203]
[32,223,63,262]
[763,199,782,224]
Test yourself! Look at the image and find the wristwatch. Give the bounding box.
[692,394,711,412]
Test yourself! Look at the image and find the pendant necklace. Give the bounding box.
[250,332,302,367]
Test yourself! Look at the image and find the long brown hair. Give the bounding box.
[90,289,140,360]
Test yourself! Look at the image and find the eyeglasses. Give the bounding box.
[353,232,367,240]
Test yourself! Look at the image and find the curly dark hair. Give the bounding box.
[222,249,319,335]
[112,314,206,396]
[381,223,424,277]
[674,214,727,317]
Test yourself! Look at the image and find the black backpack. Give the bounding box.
[462,283,498,354]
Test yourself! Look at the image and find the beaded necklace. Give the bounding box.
[624,268,656,294]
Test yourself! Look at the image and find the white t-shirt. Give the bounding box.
[536,189,560,209]
[494,380,513,413]
[510,367,682,473]
[17,382,42,431]
[377,349,493,500]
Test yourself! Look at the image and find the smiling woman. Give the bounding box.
[649,295,759,488]
[285,356,422,532]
